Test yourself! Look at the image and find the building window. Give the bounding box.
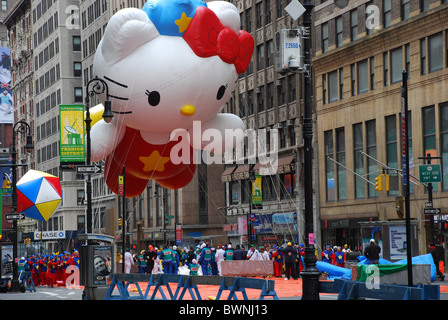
[370,57,375,90]
[423,106,437,191]
[277,78,286,106]
[390,46,403,84]
[73,36,81,51]
[421,38,427,75]
[328,70,339,102]
[401,0,410,20]
[276,0,283,18]
[366,120,377,197]
[322,22,328,53]
[245,8,252,33]
[322,74,327,104]
[383,0,391,28]
[350,9,358,41]
[423,106,436,156]
[405,44,410,78]
[288,74,296,102]
[339,68,344,100]
[77,189,85,205]
[336,16,343,48]
[257,43,265,70]
[256,2,263,29]
[265,0,271,24]
[351,64,356,96]
[324,130,335,201]
[383,52,389,86]
[1,0,6,11]
[365,1,374,35]
[357,59,368,94]
[257,86,265,112]
[420,0,430,13]
[247,90,254,115]
[74,87,83,102]
[385,115,398,195]
[353,123,365,199]
[267,39,274,66]
[238,93,246,118]
[267,82,274,109]
[440,103,448,190]
[428,32,443,73]
[74,62,82,77]
[336,128,346,201]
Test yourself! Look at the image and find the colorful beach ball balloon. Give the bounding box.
[16,170,62,222]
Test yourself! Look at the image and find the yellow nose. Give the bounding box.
[181,105,195,116]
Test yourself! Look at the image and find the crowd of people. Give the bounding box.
[17,251,80,288]
[130,241,351,280]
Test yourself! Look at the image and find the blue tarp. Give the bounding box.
[314,253,437,282]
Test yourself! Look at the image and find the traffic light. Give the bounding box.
[118,218,123,226]
[384,174,390,191]
[375,174,383,191]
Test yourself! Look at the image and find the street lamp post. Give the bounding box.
[84,76,113,234]
[299,0,321,300]
[10,120,34,293]
[81,76,113,300]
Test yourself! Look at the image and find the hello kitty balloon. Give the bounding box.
[90,0,254,197]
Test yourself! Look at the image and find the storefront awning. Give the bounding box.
[221,166,236,182]
[232,164,251,180]
[254,155,295,175]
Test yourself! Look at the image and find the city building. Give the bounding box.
[5,0,85,255]
[221,0,321,249]
[314,0,448,259]
[0,0,17,248]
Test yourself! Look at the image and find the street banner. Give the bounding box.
[252,174,262,209]
[59,105,85,163]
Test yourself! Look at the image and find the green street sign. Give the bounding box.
[165,215,174,219]
[419,164,442,183]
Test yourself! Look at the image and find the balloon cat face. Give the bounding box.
[93,2,252,136]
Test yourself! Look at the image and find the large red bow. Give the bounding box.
[183,6,254,74]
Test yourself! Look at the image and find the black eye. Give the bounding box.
[216,85,227,100]
[145,90,160,106]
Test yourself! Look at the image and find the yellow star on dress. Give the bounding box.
[139,150,170,172]
[175,12,192,33]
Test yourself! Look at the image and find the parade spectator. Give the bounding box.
[233,244,246,260]
[259,246,270,260]
[364,239,381,264]
[215,245,225,276]
[172,246,180,274]
[190,259,199,275]
[143,245,157,274]
[246,245,260,260]
[162,245,173,274]
[199,243,214,275]
[280,242,298,280]
[124,248,134,273]
[429,243,445,281]
[137,250,147,274]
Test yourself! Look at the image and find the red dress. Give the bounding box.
[104,127,196,198]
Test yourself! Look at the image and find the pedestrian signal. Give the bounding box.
[375,174,383,191]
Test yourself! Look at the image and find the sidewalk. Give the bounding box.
[126,275,448,300]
